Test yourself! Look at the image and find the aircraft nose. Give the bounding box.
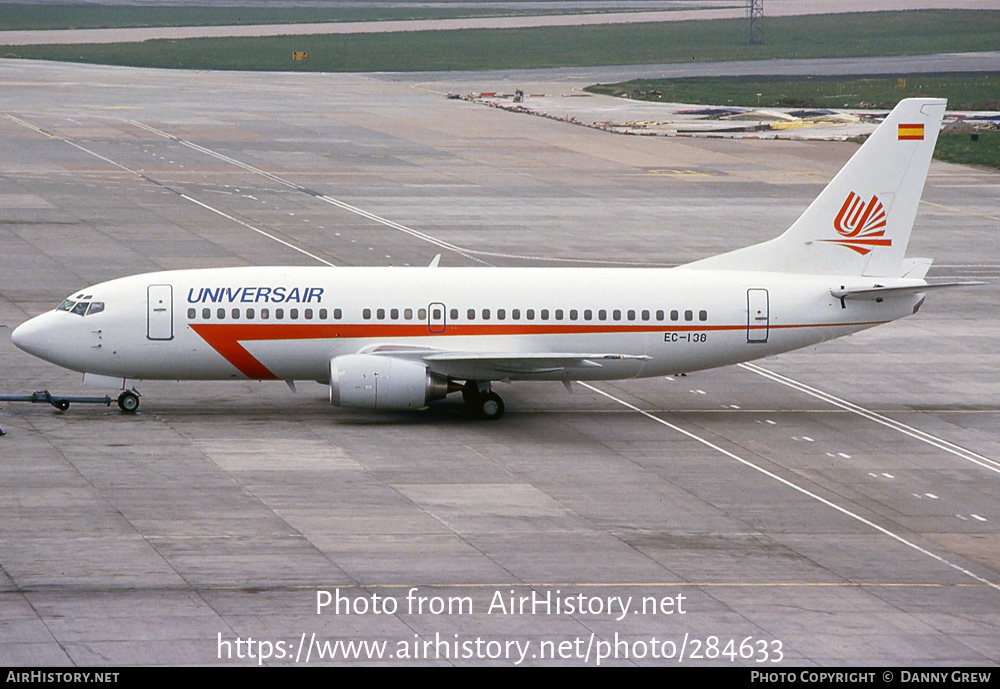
[11,313,57,361]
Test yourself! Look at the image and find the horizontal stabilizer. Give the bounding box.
[900,257,933,279]
[831,281,985,300]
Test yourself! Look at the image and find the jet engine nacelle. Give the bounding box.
[329,354,449,411]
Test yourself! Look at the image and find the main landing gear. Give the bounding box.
[461,381,504,421]
[117,390,140,414]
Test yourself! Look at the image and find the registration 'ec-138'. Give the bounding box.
[10,99,979,420]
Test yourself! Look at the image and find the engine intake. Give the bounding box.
[329,354,449,411]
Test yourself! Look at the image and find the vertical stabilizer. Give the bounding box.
[682,98,946,276]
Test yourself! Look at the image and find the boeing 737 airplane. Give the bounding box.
[11,98,974,419]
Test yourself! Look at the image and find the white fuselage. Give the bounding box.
[9,99,949,418]
[11,266,921,384]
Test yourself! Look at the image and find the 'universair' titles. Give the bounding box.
[187,287,324,304]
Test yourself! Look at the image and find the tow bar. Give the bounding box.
[0,390,112,411]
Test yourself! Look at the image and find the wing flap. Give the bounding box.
[356,344,650,379]
[425,351,649,375]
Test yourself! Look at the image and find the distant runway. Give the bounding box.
[0,59,997,665]
[0,0,994,45]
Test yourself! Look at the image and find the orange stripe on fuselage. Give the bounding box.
[189,321,889,380]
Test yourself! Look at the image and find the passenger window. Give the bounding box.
[290,308,299,320]
[467,308,475,320]
[656,310,664,321]
[613,309,621,321]
[216,308,225,320]
[247,308,255,319]
[526,309,535,320]
[376,308,384,319]
[188,308,196,319]
[334,308,342,319]
[276,308,284,319]
[318,308,326,319]
[202,308,211,319]
[497,309,506,320]
[231,308,240,320]
[450,308,458,320]
[541,309,549,320]
[261,308,270,320]
[305,309,313,320]
[418,308,427,320]
[670,310,679,321]
[642,310,650,321]
[512,309,520,320]
[482,309,490,320]
[699,310,708,321]
[584,310,592,321]
[555,309,564,321]
[627,310,635,321]
[390,308,399,320]
[599,309,606,320]
[685,310,693,321]
[569,309,578,320]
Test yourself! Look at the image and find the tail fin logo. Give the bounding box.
[898,123,925,140]
[822,192,892,255]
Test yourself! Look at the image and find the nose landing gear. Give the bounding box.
[117,390,140,413]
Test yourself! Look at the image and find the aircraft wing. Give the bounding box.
[358,344,649,379]
[425,351,650,378]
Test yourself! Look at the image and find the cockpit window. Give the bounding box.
[58,299,106,316]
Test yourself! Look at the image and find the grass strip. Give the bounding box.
[584,74,1000,111]
[1,11,998,73]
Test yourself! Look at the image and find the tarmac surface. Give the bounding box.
[0,59,998,666]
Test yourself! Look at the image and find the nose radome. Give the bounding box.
[12,319,33,351]
[11,314,55,360]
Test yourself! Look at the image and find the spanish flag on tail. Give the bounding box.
[898,123,925,140]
